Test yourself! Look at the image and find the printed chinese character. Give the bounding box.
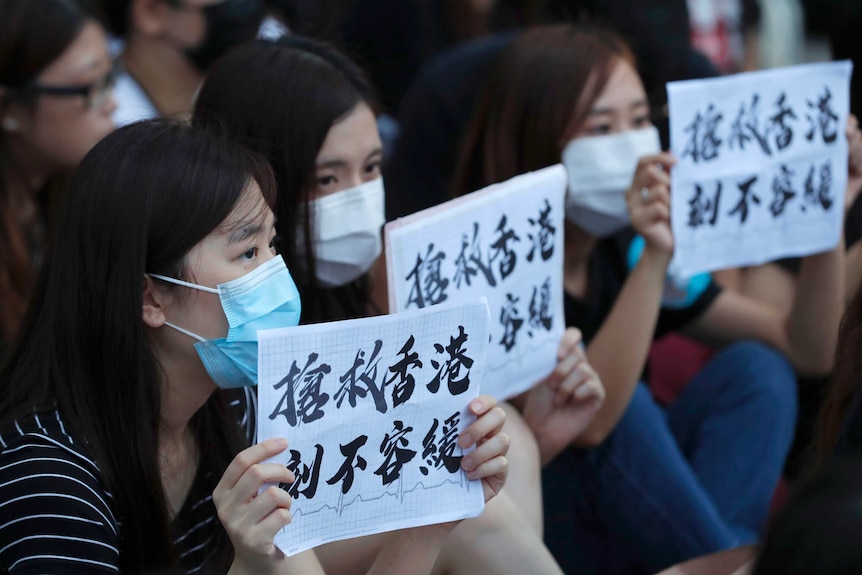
[801,160,835,212]
[728,94,771,155]
[405,243,449,309]
[269,352,331,427]
[428,325,473,396]
[527,199,556,262]
[688,182,722,228]
[325,435,368,495]
[805,87,839,144]
[682,103,723,163]
[335,339,388,413]
[374,420,417,486]
[419,411,463,475]
[728,176,761,224]
[385,335,423,408]
[280,444,324,500]
[770,165,796,217]
[489,215,520,281]
[453,222,495,288]
[499,293,524,352]
[768,92,797,152]
[528,277,553,335]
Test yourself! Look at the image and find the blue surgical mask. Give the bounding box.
[150,257,301,388]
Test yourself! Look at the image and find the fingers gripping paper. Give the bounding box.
[668,61,853,276]
[257,300,490,556]
[385,165,567,401]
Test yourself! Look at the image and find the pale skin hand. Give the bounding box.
[521,327,605,465]
[625,152,677,256]
[215,438,321,575]
[366,395,509,575]
[575,153,674,446]
[457,394,510,502]
[845,114,862,210]
[218,397,510,575]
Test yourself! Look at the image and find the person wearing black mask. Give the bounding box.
[103,0,264,125]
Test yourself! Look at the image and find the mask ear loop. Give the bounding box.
[148,273,219,342]
[149,273,220,294]
[162,321,208,343]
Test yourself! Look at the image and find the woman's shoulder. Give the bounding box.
[0,410,120,573]
[0,410,101,473]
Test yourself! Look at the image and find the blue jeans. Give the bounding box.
[542,341,798,575]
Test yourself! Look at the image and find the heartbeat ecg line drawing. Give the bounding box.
[291,470,472,519]
[293,469,472,519]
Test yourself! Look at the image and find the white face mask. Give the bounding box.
[562,126,662,237]
[301,177,386,287]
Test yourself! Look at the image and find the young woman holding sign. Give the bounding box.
[454,24,849,574]
[193,37,603,575]
[0,120,509,574]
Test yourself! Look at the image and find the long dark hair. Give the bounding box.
[815,284,862,464]
[193,36,378,321]
[0,0,87,347]
[453,24,634,196]
[0,120,276,571]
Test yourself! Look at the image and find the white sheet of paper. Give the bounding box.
[257,299,490,556]
[668,61,852,276]
[385,165,567,401]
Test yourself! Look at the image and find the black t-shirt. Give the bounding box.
[298,276,370,325]
[564,228,722,346]
[0,389,256,573]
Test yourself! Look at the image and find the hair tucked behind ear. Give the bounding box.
[0,119,276,571]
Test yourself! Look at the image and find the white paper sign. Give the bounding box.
[385,165,567,401]
[668,61,852,276]
[257,300,490,556]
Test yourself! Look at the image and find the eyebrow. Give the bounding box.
[588,99,650,116]
[316,158,347,170]
[316,148,384,170]
[227,222,263,245]
[366,148,383,160]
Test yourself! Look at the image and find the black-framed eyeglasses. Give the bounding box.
[17,60,120,111]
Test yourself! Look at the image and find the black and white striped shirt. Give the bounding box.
[0,389,257,574]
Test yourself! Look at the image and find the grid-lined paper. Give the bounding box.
[257,299,490,556]
[385,165,567,400]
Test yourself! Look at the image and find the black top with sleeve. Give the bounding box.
[564,229,722,346]
[0,388,256,574]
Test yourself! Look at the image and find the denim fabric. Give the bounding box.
[543,342,798,574]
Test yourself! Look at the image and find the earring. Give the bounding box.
[2,117,19,131]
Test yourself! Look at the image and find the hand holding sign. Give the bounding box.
[256,300,495,556]
[459,395,509,501]
[520,328,605,465]
[214,438,297,575]
[667,61,853,276]
[625,153,677,257]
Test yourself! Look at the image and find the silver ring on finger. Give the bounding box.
[640,186,650,203]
